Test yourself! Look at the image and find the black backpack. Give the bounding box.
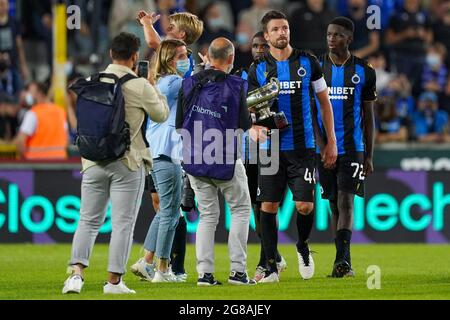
[70,73,136,161]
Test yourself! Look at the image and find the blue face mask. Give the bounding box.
[236,32,250,45]
[176,58,190,75]
[208,18,224,30]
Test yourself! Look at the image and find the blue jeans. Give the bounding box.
[143,157,182,259]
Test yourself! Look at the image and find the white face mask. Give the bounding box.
[426,54,441,67]
[65,62,74,75]
[25,93,34,106]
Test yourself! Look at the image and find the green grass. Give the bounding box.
[0,244,449,300]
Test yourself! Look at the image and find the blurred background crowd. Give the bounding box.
[1,0,450,160]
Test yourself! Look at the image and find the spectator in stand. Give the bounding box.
[412,91,450,143]
[151,0,187,40]
[0,0,30,83]
[0,92,19,142]
[198,2,235,57]
[382,74,416,128]
[432,0,450,67]
[422,42,448,96]
[109,0,156,57]
[289,0,337,56]
[0,52,22,99]
[21,0,53,73]
[233,20,254,71]
[346,0,380,59]
[337,0,401,31]
[368,52,394,92]
[385,0,433,95]
[13,82,68,160]
[227,0,252,27]
[237,0,272,41]
[375,95,409,143]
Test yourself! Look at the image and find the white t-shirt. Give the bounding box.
[19,110,38,136]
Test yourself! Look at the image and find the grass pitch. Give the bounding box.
[0,244,449,300]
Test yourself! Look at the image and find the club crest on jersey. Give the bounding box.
[297,67,307,78]
[352,74,361,84]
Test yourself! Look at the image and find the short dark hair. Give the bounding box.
[28,81,49,96]
[110,32,141,60]
[253,31,265,40]
[329,16,355,34]
[261,10,287,32]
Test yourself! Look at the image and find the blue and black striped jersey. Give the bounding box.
[248,49,324,152]
[315,54,377,155]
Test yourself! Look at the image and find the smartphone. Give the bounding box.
[137,60,149,78]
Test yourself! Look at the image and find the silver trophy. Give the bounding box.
[247,77,289,130]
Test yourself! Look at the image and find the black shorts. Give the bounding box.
[257,149,316,203]
[245,163,259,204]
[145,174,157,193]
[317,152,365,202]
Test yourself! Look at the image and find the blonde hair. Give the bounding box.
[154,39,187,81]
[170,12,204,46]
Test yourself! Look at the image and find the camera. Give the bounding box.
[180,172,195,212]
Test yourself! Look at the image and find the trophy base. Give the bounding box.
[255,112,290,131]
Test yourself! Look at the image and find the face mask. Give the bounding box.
[236,32,250,45]
[25,93,34,106]
[65,62,74,75]
[176,58,191,75]
[208,18,224,30]
[426,54,441,67]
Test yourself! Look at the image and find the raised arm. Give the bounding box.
[137,11,162,50]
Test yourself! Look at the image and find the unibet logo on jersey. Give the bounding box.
[279,80,302,95]
[328,86,356,100]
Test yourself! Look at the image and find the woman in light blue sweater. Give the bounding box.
[132,39,190,282]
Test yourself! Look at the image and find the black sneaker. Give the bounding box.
[197,273,222,286]
[330,260,351,278]
[228,271,257,286]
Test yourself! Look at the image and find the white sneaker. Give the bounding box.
[103,279,136,294]
[258,272,279,283]
[277,256,287,274]
[130,258,155,282]
[151,270,179,283]
[62,274,84,294]
[253,266,267,282]
[174,273,188,282]
[297,247,315,280]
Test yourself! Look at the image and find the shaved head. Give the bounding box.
[208,37,235,62]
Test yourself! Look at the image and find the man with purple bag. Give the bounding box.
[176,37,259,287]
